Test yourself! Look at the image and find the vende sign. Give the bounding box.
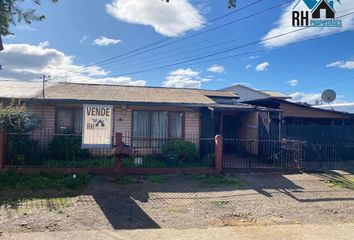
[82,104,113,149]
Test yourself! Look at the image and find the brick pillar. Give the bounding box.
[114,132,122,170]
[0,130,6,170]
[215,135,223,174]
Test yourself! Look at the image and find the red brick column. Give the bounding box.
[215,135,223,174]
[115,132,122,170]
[0,130,6,170]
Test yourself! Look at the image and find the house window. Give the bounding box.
[56,108,83,133]
[132,111,184,147]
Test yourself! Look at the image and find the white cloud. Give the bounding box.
[248,55,259,59]
[287,79,298,86]
[16,25,36,31]
[163,68,204,88]
[327,60,354,69]
[245,64,253,69]
[0,43,146,86]
[80,35,88,44]
[262,0,354,48]
[255,62,270,72]
[106,0,204,37]
[38,41,50,48]
[93,36,122,46]
[207,64,225,73]
[289,92,321,104]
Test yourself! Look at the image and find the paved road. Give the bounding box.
[2,223,354,240]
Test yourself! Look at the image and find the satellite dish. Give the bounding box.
[321,89,336,104]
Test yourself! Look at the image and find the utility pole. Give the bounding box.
[42,75,50,98]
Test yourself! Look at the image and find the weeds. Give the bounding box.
[325,175,354,190]
[192,175,246,188]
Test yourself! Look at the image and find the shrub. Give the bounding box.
[48,135,90,161]
[7,135,40,165]
[1,101,41,165]
[161,140,198,163]
[202,153,215,167]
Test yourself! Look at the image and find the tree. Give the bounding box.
[0,0,58,51]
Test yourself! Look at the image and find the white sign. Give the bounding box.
[82,104,113,149]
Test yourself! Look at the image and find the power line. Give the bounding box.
[100,11,354,78]
[55,0,288,78]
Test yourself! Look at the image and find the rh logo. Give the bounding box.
[292,0,343,27]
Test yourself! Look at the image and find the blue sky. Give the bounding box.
[1,0,354,103]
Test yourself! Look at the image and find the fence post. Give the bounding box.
[0,130,6,170]
[115,132,122,170]
[215,135,223,174]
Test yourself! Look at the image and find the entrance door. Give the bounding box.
[222,115,237,138]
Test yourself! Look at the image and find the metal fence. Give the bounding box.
[120,132,215,168]
[222,138,303,170]
[5,129,115,168]
[302,141,354,170]
[4,130,215,169]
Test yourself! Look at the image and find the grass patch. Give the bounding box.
[0,170,91,210]
[192,175,247,188]
[211,200,230,207]
[146,175,165,184]
[0,170,91,191]
[325,176,354,190]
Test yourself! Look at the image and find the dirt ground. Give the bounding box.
[0,172,354,234]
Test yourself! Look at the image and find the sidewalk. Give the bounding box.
[2,223,354,240]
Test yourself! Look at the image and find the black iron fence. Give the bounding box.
[223,138,303,170]
[5,129,115,168]
[302,141,354,170]
[4,128,354,171]
[120,132,215,168]
[4,130,215,169]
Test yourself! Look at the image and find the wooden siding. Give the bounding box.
[185,109,200,146]
[280,102,351,119]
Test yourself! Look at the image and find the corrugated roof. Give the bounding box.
[32,82,238,105]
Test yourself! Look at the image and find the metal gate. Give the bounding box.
[222,138,303,171]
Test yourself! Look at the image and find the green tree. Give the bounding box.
[0,0,58,51]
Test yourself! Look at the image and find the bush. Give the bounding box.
[202,153,215,167]
[7,135,41,165]
[48,135,90,161]
[162,140,198,163]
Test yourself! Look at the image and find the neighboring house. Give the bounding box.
[0,82,278,151]
[312,0,335,19]
[220,84,290,102]
[246,98,354,142]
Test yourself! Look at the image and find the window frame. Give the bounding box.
[131,110,185,147]
[55,107,83,134]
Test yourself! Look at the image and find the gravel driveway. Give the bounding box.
[0,172,354,234]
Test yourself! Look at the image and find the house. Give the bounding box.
[221,84,354,142]
[221,84,290,102]
[0,81,280,153]
[311,0,335,19]
[246,98,354,142]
